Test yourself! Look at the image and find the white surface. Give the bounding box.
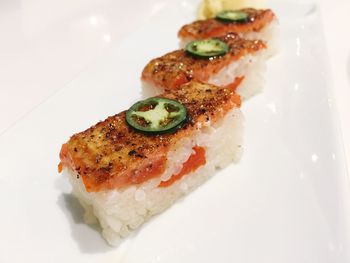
[0,0,350,262]
[318,0,350,171]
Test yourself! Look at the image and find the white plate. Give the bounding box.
[1,0,350,262]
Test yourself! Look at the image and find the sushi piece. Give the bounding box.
[178,8,278,54]
[142,33,267,100]
[59,80,244,246]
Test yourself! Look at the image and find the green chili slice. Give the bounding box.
[215,10,249,23]
[185,39,229,58]
[126,97,187,134]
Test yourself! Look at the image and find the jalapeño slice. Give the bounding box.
[215,10,249,23]
[185,39,229,58]
[126,97,187,134]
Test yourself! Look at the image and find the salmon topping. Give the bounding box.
[178,8,275,40]
[159,146,206,187]
[59,81,241,192]
[142,33,265,90]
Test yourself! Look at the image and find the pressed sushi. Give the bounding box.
[142,33,267,100]
[59,80,244,246]
[178,8,278,53]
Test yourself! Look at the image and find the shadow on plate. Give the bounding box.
[57,193,114,254]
